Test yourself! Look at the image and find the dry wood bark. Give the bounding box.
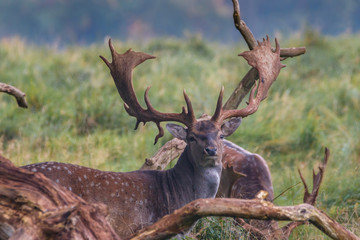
[0,155,120,240]
[129,198,359,240]
[0,82,28,108]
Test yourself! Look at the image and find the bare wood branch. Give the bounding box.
[232,0,257,50]
[223,67,258,110]
[279,147,330,238]
[280,47,307,58]
[0,155,120,240]
[140,138,186,170]
[0,82,28,108]
[228,0,306,111]
[129,198,359,240]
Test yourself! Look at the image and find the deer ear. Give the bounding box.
[166,123,187,140]
[221,117,242,137]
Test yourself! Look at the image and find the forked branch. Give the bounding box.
[225,0,305,110]
[280,147,330,237]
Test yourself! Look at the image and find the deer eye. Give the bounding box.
[188,136,197,143]
[220,134,225,139]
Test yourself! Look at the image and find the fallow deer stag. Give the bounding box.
[23,37,284,238]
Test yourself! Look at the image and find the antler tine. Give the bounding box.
[212,37,286,123]
[182,90,196,121]
[210,86,224,122]
[101,38,197,144]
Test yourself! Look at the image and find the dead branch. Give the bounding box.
[0,155,120,240]
[222,66,258,110]
[0,82,28,108]
[141,138,186,170]
[279,147,329,238]
[129,198,359,240]
[227,0,305,110]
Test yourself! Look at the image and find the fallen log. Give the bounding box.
[129,198,359,240]
[0,155,120,240]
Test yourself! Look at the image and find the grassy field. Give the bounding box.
[1,32,359,239]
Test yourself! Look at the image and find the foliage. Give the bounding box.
[1,34,360,238]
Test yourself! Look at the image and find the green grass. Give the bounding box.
[1,33,359,238]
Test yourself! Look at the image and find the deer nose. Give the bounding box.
[204,147,217,156]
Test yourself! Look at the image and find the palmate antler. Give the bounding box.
[211,36,286,124]
[100,39,197,144]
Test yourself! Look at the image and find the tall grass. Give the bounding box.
[1,33,359,238]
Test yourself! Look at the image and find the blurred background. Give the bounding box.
[1,1,360,238]
[0,0,359,45]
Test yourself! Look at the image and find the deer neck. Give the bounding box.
[170,145,222,201]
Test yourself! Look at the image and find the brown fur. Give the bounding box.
[218,140,281,239]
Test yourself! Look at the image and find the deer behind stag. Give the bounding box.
[22,37,284,238]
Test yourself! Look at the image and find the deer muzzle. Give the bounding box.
[204,147,217,156]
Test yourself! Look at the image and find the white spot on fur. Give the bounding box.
[90,182,94,187]
[111,193,115,197]
[31,168,37,172]
[84,175,87,179]
[106,181,109,185]
[67,170,72,175]
[48,167,52,171]
[56,179,59,183]
[78,177,82,182]
[68,186,72,191]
